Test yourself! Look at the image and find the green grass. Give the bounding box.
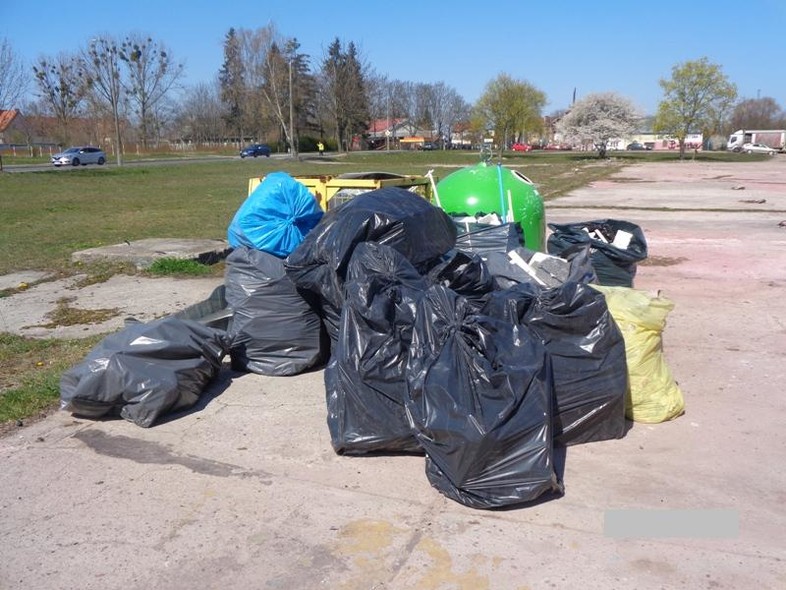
[0,333,100,423]
[146,257,216,276]
[0,149,661,274]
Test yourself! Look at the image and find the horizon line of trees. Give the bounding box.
[3,34,786,164]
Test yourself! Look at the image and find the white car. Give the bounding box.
[741,143,776,155]
[51,146,107,167]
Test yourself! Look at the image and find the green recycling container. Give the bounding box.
[436,162,546,251]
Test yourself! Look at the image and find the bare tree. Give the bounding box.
[119,34,184,149]
[0,37,28,110]
[175,81,225,145]
[557,92,639,158]
[419,82,469,148]
[83,36,126,165]
[32,53,86,145]
[390,80,417,126]
[730,97,786,130]
[244,26,296,155]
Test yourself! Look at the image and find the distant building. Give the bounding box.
[366,118,435,150]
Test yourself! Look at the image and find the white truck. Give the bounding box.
[727,129,786,152]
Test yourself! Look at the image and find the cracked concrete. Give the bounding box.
[2,159,786,589]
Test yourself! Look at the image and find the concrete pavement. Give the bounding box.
[2,158,785,589]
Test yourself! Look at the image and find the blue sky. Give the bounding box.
[3,0,784,115]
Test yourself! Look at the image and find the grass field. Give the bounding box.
[1,148,753,276]
[0,148,758,426]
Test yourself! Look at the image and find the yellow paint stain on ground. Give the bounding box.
[330,519,406,590]
[334,519,403,555]
[412,537,490,590]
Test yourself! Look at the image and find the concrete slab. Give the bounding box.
[0,270,51,291]
[71,238,231,269]
[0,274,223,339]
[2,159,786,589]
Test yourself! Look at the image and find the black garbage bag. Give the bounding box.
[426,249,495,308]
[173,284,232,331]
[285,187,457,344]
[454,220,524,256]
[405,285,562,509]
[325,243,427,454]
[225,246,326,376]
[60,316,228,428]
[547,219,647,287]
[483,247,628,446]
[484,243,596,291]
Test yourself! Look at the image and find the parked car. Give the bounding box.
[51,146,106,167]
[742,142,776,155]
[510,143,532,152]
[420,141,437,151]
[626,141,649,151]
[240,144,272,158]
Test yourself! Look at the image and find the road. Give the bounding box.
[0,152,299,173]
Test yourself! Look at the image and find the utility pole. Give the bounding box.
[386,93,390,151]
[289,59,296,158]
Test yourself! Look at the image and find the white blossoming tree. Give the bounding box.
[556,92,639,158]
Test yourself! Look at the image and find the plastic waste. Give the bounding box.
[59,316,228,427]
[225,246,326,376]
[325,243,427,454]
[227,171,324,257]
[285,187,456,344]
[591,286,685,423]
[405,285,562,509]
[547,219,648,287]
[483,246,628,445]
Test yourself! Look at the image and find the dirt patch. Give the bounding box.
[639,255,688,267]
[35,297,121,329]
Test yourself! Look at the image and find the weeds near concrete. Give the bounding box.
[146,258,215,277]
[0,333,99,427]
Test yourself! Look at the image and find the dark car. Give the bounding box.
[240,144,272,158]
[420,141,437,150]
[626,141,649,151]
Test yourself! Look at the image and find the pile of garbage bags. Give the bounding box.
[547,219,648,287]
[60,172,684,510]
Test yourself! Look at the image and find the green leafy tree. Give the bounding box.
[475,74,545,158]
[218,28,245,147]
[655,57,737,159]
[32,53,86,145]
[556,92,638,158]
[319,38,369,152]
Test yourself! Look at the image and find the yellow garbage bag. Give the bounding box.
[592,285,685,423]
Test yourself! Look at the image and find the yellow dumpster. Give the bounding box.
[248,172,435,211]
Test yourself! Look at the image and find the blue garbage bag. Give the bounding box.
[227,172,323,257]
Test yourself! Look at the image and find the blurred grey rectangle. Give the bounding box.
[604,509,739,538]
